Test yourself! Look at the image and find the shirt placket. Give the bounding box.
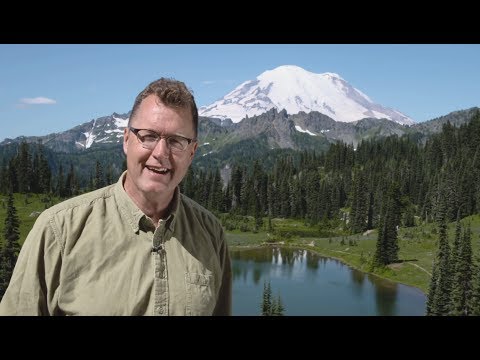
[152,219,168,316]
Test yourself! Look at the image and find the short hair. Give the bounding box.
[128,77,198,137]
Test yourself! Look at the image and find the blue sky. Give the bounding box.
[1,44,479,141]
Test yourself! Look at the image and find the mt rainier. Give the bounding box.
[199,65,414,125]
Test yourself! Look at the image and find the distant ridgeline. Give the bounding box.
[0,107,479,229]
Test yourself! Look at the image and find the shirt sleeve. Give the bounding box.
[0,211,62,316]
[212,229,232,316]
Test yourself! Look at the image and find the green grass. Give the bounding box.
[227,215,480,294]
[2,192,479,295]
[0,193,62,247]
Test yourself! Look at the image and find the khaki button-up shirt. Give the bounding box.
[0,172,231,316]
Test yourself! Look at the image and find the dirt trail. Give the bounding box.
[407,262,431,276]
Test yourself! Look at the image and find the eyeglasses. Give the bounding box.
[129,127,196,152]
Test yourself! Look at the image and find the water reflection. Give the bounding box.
[231,247,426,316]
[350,270,365,299]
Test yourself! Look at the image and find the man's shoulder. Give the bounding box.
[179,194,221,226]
[44,184,117,216]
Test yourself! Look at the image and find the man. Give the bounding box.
[0,78,232,315]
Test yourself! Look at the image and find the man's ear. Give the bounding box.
[189,141,198,161]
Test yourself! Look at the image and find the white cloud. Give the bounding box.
[19,97,57,105]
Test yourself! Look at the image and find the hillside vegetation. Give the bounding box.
[226,215,480,293]
[1,192,479,299]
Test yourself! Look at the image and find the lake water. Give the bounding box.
[231,247,426,316]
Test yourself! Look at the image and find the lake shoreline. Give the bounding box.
[229,241,427,296]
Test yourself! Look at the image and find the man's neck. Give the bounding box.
[122,175,175,227]
[143,196,173,227]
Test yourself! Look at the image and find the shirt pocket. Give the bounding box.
[185,272,216,316]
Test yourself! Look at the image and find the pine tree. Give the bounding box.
[230,165,243,212]
[426,259,439,315]
[223,183,232,213]
[0,161,7,194]
[267,174,277,218]
[272,294,285,316]
[38,147,51,194]
[373,181,401,266]
[350,168,368,234]
[31,150,40,193]
[105,164,113,185]
[181,167,196,199]
[470,259,480,315]
[208,169,223,212]
[260,280,286,316]
[7,158,18,193]
[95,161,105,189]
[65,163,79,197]
[0,191,21,299]
[15,141,33,193]
[451,224,473,315]
[430,209,452,315]
[261,280,272,316]
[55,164,65,197]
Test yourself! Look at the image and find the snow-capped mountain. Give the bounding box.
[0,112,131,152]
[80,113,129,149]
[199,65,414,125]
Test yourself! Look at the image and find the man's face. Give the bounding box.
[123,94,197,200]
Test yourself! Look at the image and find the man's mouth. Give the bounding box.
[146,165,170,175]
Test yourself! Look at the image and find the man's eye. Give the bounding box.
[169,137,183,145]
[142,135,158,142]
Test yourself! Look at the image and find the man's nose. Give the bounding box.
[152,138,170,158]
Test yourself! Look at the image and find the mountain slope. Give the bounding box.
[199,65,414,125]
[1,112,130,152]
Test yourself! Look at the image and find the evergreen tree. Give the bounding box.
[260,280,285,316]
[373,181,401,266]
[223,183,232,213]
[451,223,473,315]
[267,174,277,218]
[429,208,452,315]
[261,280,272,316]
[15,141,33,193]
[95,161,105,189]
[350,168,368,234]
[272,294,285,316]
[55,164,65,197]
[426,259,439,315]
[470,259,480,315]
[240,176,254,216]
[38,147,51,194]
[65,163,79,197]
[0,161,7,194]
[182,167,196,199]
[208,168,223,212]
[7,158,18,193]
[305,170,320,225]
[367,191,374,230]
[0,191,21,299]
[254,195,263,232]
[31,150,41,193]
[230,165,243,212]
[105,164,114,185]
[267,215,273,232]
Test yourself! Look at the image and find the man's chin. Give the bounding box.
[141,179,173,194]
[143,184,169,194]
